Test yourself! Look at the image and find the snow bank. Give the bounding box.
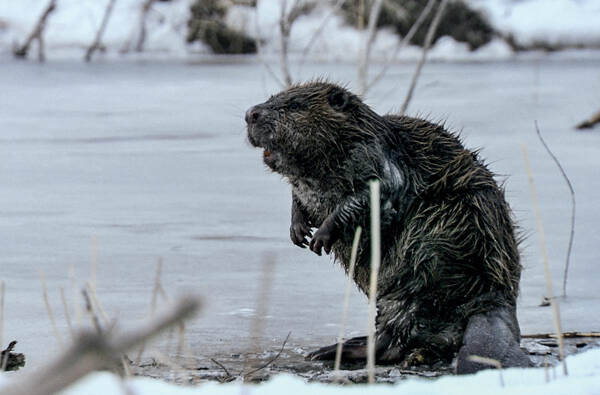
[1,0,599,61]
[473,0,600,48]
[2,349,599,394]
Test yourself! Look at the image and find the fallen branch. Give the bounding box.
[575,109,600,129]
[1,341,25,372]
[534,121,575,298]
[522,331,600,339]
[1,296,201,395]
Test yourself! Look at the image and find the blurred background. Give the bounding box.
[0,0,599,372]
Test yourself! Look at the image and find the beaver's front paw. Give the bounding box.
[309,225,338,256]
[290,219,312,248]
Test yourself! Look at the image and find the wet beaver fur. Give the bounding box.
[245,81,531,373]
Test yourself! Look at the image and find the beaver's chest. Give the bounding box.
[292,179,340,226]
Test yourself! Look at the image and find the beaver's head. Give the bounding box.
[245,82,376,178]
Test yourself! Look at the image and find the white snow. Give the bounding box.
[1,0,599,60]
[473,0,600,48]
[1,348,599,394]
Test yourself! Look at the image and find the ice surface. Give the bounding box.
[0,58,599,373]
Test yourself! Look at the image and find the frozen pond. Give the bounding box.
[1,57,599,369]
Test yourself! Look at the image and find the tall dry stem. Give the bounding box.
[60,286,75,340]
[367,180,381,383]
[0,280,5,349]
[522,143,567,376]
[41,270,64,350]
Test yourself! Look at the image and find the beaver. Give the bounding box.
[245,81,531,373]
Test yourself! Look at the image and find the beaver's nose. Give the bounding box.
[245,106,267,125]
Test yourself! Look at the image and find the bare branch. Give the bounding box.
[366,0,436,92]
[135,0,156,52]
[84,0,117,62]
[534,121,576,298]
[400,0,448,115]
[13,0,57,61]
[299,0,346,66]
[575,109,600,129]
[357,0,384,95]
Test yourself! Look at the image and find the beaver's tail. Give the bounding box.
[456,306,531,374]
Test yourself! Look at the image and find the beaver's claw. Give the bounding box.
[309,226,336,255]
[290,220,312,248]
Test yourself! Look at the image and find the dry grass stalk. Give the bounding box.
[521,143,568,376]
[1,296,201,395]
[243,254,276,382]
[86,281,111,329]
[82,287,103,334]
[41,270,64,350]
[534,121,576,298]
[467,355,504,386]
[60,286,75,340]
[136,259,165,364]
[333,226,363,377]
[68,265,83,331]
[399,0,449,115]
[0,280,5,349]
[367,180,381,384]
[91,235,98,291]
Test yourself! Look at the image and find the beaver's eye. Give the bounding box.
[289,101,301,111]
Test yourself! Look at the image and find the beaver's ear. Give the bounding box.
[327,87,350,112]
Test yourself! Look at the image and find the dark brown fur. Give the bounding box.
[245,81,530,373]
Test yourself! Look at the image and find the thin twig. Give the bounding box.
[243,331,291,379]
[210,358,232,378]
[334,226,362,376]
[367,180,381,384]
[400,0,448,115]
[534,121,576,298]
[522,143,567,376]
[41,270,64,350]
